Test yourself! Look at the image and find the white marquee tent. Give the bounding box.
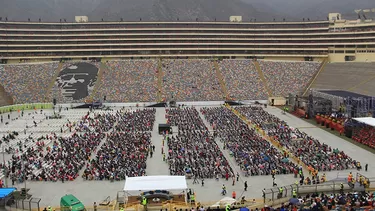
[123,176,188,195]
[353,117,375,127]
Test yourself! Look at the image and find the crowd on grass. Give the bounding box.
[166,107,233,178]
[258,60,320,97]
[235,106,357,171]
[162,59,223,101]
[218,60,268,100]
[201,107,298,176]
[0,63,59,104]
[95,60,158,102]
[83,109,156,180]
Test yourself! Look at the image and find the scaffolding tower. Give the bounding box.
[344,96,375,118]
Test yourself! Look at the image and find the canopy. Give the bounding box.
[123,176,187,193]
[353,117,375,127]
[0,188,16,199]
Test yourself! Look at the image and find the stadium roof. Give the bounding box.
[353,117,375,127]
[319,90,372,99]
[123,176,187,193]
[0,188,16,199]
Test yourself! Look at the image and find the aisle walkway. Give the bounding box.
[146,108,169,175]
[264,106,375,179]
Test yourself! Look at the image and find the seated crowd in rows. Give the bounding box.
[95,60,158,102]
[0,63,59,103]
[201,107,298,176]
[7,111,117,182]
[162,59,223,101]
[235,106,357,171]
[353,125,375,149]
[258,60,320,97]
[166,107,233,178]
[83,109,156,180]
[218,59,268,100]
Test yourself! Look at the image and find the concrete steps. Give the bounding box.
[0,83,13,107]
[157,58,164,102]
[253,60,272,97]
[213,60,228,100]
[302,59,328,96]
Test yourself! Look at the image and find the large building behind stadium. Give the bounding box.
[0,12,375,211]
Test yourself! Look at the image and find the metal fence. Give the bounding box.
[7,197,41,211]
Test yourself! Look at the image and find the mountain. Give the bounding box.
[0,0,277,22]
[0,0,373,22]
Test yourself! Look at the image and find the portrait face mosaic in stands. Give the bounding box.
[55,63,98,101]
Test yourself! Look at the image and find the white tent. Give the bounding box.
[353,117,375,127]
[123,176,188,194]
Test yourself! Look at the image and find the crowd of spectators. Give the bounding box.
[83,109,156,180]
[218,59,268,100]
[166,107,233,178]
[6,111,117,182]
[353,126,375,149]
[95,60,158,102]
[162,59,223,101]
[235,106,357,171]
[258,60,320,97]
[52,61,101,103]
[201,107,298,176]
[0,63,59,104]
[291,192,375,211]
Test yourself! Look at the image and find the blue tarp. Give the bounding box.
[0,188,16,198]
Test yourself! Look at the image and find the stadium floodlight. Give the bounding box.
[101,18,104,22]
[39,18,41,22]
[308,18,310,21]
[5,17,7,21]
[139,18,142,21]
[121,18,123,22]
[303,18,305,21]
[60,19,62,22]
[254,18,256,22]
[273,18,275,21]
[283,18,285,21]
[64,19,66,22]
[354,9,362,14]
[196,18,198,21]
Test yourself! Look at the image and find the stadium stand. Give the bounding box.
[0,63,59,104]
[311,62,375,96]
[218,59,268,100]
[162,59,223,101]
[258,60,321,97]
[94,60,158,102]
[201,107,298,176]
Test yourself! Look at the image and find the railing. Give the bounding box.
[0,103,53,114]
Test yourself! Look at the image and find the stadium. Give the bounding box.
[0,11,375,211]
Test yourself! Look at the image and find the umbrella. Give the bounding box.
[240,208,249,211]
[281,158,289,163]
[289,198,299,205]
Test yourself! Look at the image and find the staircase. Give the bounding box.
[91,62,107,100]
[302,58,328,96]
[213,60,229,100]
[157,58,164,102]
[253,60,273,97]
[46,62,63,102]
[0,84,13,106]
